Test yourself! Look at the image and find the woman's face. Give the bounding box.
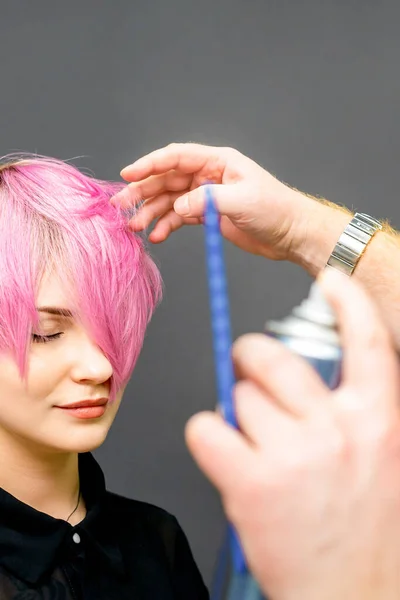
[0,271,125,454]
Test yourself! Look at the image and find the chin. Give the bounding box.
[69,438,106,454]
[53,425,110,454]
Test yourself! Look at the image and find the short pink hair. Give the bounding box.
[0,154,162,402]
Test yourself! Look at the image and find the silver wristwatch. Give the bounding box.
[326,212,382,276]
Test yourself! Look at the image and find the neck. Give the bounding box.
[0,429,82,521]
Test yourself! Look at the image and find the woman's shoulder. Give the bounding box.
[104,490,176,526]
[100,492,209,598]
[103,490,209,598]
[103,490,185,549]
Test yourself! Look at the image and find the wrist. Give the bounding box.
[289,197,353,276]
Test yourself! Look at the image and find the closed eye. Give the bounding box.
[32,332,64,344]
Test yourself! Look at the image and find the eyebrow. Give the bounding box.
[37,307,74,317]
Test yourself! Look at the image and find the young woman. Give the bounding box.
[0,155,209,599]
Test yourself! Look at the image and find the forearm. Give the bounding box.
[292,197,400,349]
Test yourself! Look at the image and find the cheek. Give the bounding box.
[0,357,40,431]
[0,351,63,404]
[0,364,23,404]
[108,393,123,418]
[25,351,65,400]
[103,391,124,427]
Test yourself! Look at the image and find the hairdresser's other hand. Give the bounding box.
[114,143,350,263]
[186,269,400,600]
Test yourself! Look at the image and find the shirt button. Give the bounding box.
[72,532,81,544]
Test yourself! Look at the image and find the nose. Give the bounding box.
[69,331,113,385]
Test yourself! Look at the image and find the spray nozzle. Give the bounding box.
[292,280,337,329]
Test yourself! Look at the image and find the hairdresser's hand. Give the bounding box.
[114,143,350,265]
[186,269,400,600]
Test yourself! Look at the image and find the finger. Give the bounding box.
[111,171,192,207]
[174,183,246,220]
[148,209,201,243]
[120,143,217,181]
[232,333,329,417]
[234,380,296,445]
[185,411,256,497]
[129,191,185,232]
[110,183,141,209]
[318,268,398,393]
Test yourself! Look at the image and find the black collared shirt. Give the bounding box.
[0,453,209,599]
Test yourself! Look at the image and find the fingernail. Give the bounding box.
[174,194,190,216]
[120,164,134,177]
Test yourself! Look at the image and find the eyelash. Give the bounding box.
[32,333,63,344]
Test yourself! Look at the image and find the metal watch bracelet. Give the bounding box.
[326,212,382,276]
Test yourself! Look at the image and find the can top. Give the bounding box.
[265,281,341,348]
[293,280,337,328]
[266,315,340,347]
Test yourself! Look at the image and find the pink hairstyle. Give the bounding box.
[0,154,162,402]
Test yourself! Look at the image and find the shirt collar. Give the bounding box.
[0,452,126,584]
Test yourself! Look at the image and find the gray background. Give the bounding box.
[1,0,400,586]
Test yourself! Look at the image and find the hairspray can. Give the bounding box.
[218,281,343,600]
[265,280,342,389]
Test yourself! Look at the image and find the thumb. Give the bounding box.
[185,411,255,496]
[174,184,245,219]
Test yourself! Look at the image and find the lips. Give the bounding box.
[58,397,109,409]
[55,398,109,420]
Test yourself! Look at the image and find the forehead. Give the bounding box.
[36,271,69,307]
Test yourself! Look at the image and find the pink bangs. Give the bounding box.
[0,154,162,402]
